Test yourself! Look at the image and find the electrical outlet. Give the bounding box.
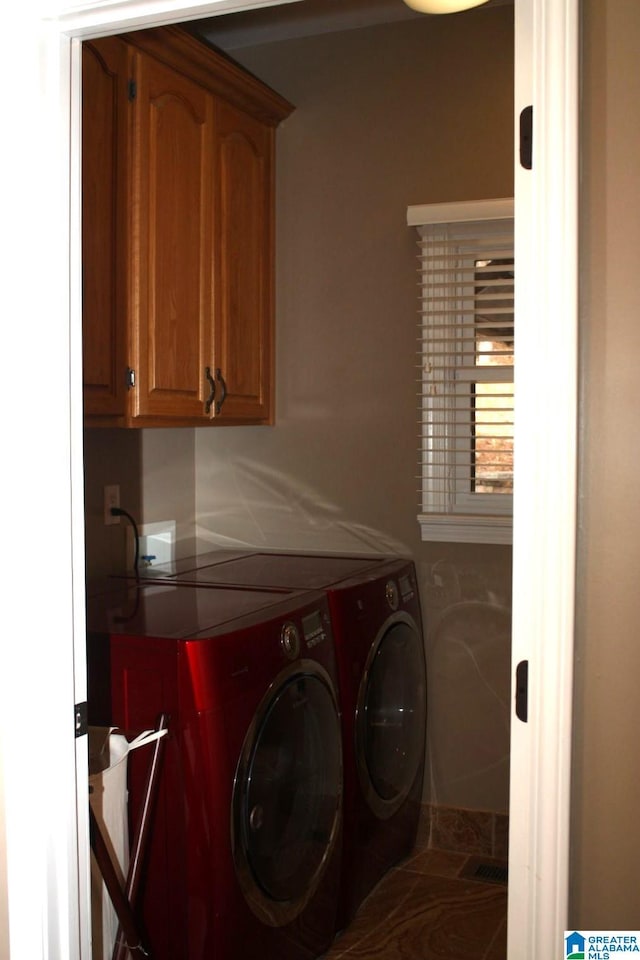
[104,485,120,525]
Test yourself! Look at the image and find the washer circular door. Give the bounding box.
[232,661,342,927]
[356,612,426,819]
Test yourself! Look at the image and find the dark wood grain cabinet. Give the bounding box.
[82,36,129,419]
[82,27,293,427]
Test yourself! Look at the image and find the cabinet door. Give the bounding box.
[212,101,274,423]
[129,50,214,421]
[82,38,129,419]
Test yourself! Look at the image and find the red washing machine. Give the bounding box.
[129,552,427,932]
[86,580,343,960]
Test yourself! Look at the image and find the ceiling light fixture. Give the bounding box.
[402,0,490,13]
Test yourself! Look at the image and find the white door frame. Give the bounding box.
[509,1,578,956]
[0,1,578,957]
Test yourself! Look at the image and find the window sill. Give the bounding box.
[418,513,512,545]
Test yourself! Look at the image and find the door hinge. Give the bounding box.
[74,701,88,738]
[515,660,529,722]
[520,105,533,169]
[126,367,136,389]
[128,79,137,101]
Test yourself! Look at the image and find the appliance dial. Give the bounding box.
[385,580,399,611]
[280,622,300,659]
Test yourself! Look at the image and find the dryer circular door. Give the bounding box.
[232,661,343,927]
[356,612,427,820]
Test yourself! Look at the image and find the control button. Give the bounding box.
[249,805,264,832]
[280,622,300,659]
[398,572,415,602]
[385,580,399,611]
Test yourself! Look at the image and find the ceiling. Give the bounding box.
[195,0,510,52]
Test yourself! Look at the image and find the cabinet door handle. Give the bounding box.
[215,368,227,414]
[205,366,216,413]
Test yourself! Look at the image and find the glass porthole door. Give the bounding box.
[232,663,342,926]
[357,615,427,819]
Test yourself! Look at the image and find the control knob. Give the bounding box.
[385,580,399,611]
[280,622,300,659]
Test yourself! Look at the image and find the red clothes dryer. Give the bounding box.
[130,552,427,932]
[87,580,343,960]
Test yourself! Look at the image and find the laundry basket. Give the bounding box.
[88,722,167,960]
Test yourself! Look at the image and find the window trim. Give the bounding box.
[408,198,514,545]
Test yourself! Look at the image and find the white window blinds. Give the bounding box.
[407,199,514,544]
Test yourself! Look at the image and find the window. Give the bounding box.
[407,199,514,544]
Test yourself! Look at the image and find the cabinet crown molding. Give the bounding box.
[121,25,294,126]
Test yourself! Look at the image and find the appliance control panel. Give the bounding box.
[398,572,416,604]
[385,571,416,611]
[302,609,328,649]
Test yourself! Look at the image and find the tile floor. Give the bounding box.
[324,849,507,960]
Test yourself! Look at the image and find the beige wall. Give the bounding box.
[84,428,196,577]
[84,7,514,814]
[194,6,514,813]
[572,0,640,926]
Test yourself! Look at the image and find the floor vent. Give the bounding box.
[460,857,508,886]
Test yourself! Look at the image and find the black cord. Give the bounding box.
[110,507,140,575]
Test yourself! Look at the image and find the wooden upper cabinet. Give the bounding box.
[129,49,214,422]
[82,37,129,418]
[82,26,293,427]
[213,102,273,422]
